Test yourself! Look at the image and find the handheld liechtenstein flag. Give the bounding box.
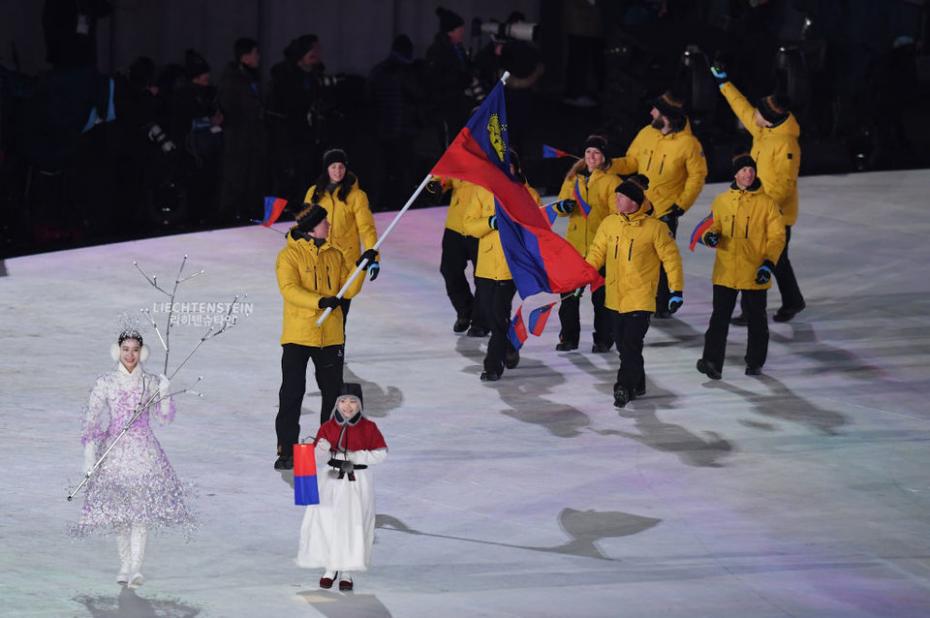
[507,305,528,350]
[542,144,575,159]
[527,302,556,336]
[542,201,559,225]
[263,196,288,227]
[689,213,715,251]
[572,179,592,218]
[431,81,603,298]
[293,443,319,505]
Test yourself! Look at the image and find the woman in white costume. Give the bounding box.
[297,383,387,591]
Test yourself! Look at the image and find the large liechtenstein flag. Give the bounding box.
[431,82,603,298]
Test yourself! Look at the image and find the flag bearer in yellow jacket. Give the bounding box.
[553,135,621,353]
[303,149,380,326]
[274,204,364,470]
[462,150,541,381]
[711,64,805,323]
[606,90,707,318]
[432,177,490,336]
[586,175,684,408]
[696,154,786,380]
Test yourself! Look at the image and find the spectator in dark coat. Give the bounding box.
[217,37,266,224]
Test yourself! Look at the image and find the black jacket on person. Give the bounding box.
[424,33,472,126]
[368,53,425,141]
[267,60,324,147]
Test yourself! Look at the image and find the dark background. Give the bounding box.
[2,0,928,258]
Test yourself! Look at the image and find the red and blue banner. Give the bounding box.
[528,302,556,336]
[507,305,529,350]
[689,213,715,251]
[263,196,288,227]
[542,144,575,159]
[431,81,603,299]
[293,443,320,505]
[572,179,592,218]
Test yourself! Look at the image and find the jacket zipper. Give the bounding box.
[628,238,634,261]
[326,265,332,289]
[730,216,735,237]
[659,155,666,174]
[745,218,749,239]
[614,238,619,259]
[646,149,654,171]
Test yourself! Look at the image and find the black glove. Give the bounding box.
[426,179,444,195]
[555,199,576,214]
[704,231,719,248]
[488,215,498,230]
[318,296,340,309]
[659,204,685,224]
[356,249,379,268]
[668,291,683,314]
[755,260,775,285]
[710,63,729,87]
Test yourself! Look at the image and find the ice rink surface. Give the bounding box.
[2,169,929,617]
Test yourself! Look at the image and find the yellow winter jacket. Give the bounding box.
[276,232,364,347]
[720,82,801,226]
[302,181,378,266]
[607,122,707,218]
[702,180,786,290]
[586,206,684,313]
[462,183,541,281]
[557,168,621,255]
[440,177,480,236]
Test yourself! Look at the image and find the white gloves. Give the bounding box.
[158,374,171,398]
[83,443,97,476]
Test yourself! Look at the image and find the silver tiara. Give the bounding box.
[116,313,144,344]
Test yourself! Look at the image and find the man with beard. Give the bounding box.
[602,91,707,318]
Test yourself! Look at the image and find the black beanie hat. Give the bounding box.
[509,148,525,182]
[731,152,757,175]
[128,56,156,89]
[322,148,348,168]
[392,34,414,60]
[184,49,210,79]
[338,382,364,409]
[615,174,650,206]
[295,204,328,233]
[436,6,465,33]
[756,94,789,124]
[652,90,687,120]
[583,135,608,157]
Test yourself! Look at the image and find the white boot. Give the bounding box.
[116,529,131,584]
[127,524,147,589]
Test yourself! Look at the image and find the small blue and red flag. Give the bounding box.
[262,196,288,227]
[572,179,592,218]
[430,81,603,299]
[542,144,575,159]
[689,213,715,251]
[293,443,320,505]
[542,201,559,225]
[507,305,529,350]
[527,302,556,336]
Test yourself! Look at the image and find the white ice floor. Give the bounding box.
[2,169,930,617]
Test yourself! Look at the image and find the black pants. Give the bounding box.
[340,298,352,329]
[704,286,768,371]
[476,277,516,374]
[557,283,612,346]
[610,310,651,394]
[440,228,485,328]
[656,216,679,312]
[276,343,344,455]
[774,225,805,311]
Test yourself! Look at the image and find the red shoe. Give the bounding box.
[319,573,335,589]
[338,577,353,591]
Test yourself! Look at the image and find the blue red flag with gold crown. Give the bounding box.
[689,213,715,251]
[431,82,603,298]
